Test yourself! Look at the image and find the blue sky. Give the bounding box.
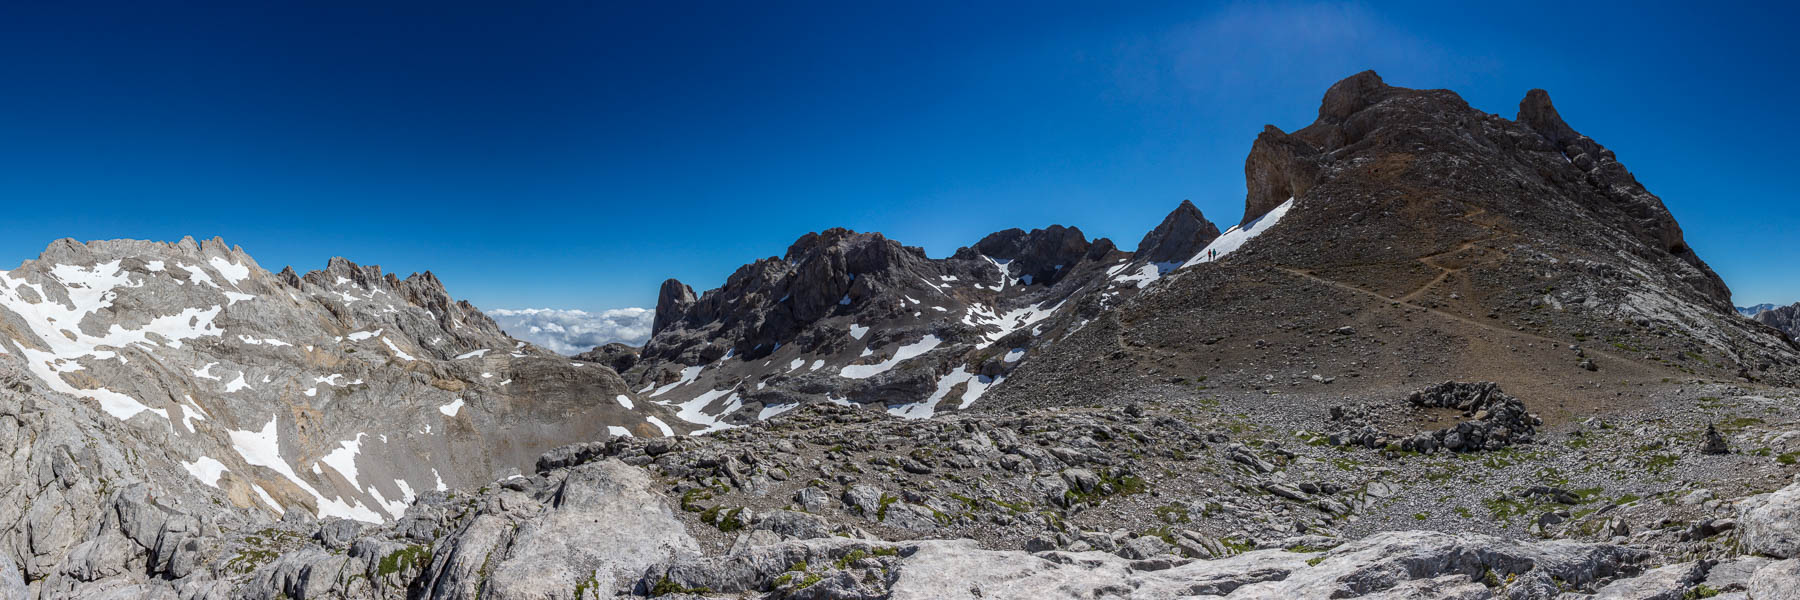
[2,0,1795,315]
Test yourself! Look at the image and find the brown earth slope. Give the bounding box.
[988,71,1799,419]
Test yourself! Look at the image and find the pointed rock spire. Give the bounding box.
[652,278,696,336]
[1317,70,1393,122]
[1517,88,1578,146]
[1134,200,1221,264]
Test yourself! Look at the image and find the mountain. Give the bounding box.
[0,237,681,534]
[619,212,1224,427]
[988,71,1798,411]
[1739,303,1779,317]
[620,71,1799,431]
[9,72,1800,599]
[1755,303,1800,338]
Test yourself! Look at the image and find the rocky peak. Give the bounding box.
[1134,200,1222,264]
[1317,69,1394,123]
[1513,88,1730,311]
[1517,88,1579,146]
[652,278,696,336]
[285,256,503,339]
[1239,70,1404,224]
[955,224,1097,286]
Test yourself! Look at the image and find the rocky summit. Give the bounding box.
[6,71,1800,599]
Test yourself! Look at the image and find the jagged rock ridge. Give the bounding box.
[0,237,681,529]
[620,202,1231,430]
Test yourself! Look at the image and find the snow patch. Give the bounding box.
[650,364,704,397]
[759,402,799,420]
[1181,198,1295,269]
[208,257,251,285]
[229,416,387,522]
[889,365,999,419]
[320,434,366,489]
[840,335,942,379]
[183,456,229,488]
[381,337,416,361]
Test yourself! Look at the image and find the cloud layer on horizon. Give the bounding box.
[486,307,652,355]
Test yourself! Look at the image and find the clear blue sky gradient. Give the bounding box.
[2,1,1795,310]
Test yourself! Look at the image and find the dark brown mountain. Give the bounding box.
[989,71,1799,413]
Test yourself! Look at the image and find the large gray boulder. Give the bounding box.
[421,459,697,600]
[1747,559,1800,599]
[1741,478,1800,558]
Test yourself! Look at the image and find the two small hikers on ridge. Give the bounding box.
[1207,248,1218,262]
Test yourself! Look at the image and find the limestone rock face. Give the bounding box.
[956,224,1097,287]
[1747,559,1800,599]
[0,553,22,599]
[1741,477,1800,558]
[0,237,688,598]
[1755,303,1800,339]
[421,459,698,600]
[636,529,1657,600]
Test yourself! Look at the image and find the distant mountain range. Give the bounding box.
[1739,303,1780,317]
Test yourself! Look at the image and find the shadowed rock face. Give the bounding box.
[624,204,1218,426]
[1242,125,1323,226]
[956,224,1099,287]
[1515,88,1726,308]
[652,278,696,336]
[1135,200,1222,264]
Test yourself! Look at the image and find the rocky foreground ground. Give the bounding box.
[12,370,1800,599]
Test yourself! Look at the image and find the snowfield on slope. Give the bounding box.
[1181,197,1295,269]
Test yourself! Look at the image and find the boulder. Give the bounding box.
[1741,478,1800,558]
[1747,559,1800,599]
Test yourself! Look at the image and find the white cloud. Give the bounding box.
[486,307,653,355]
